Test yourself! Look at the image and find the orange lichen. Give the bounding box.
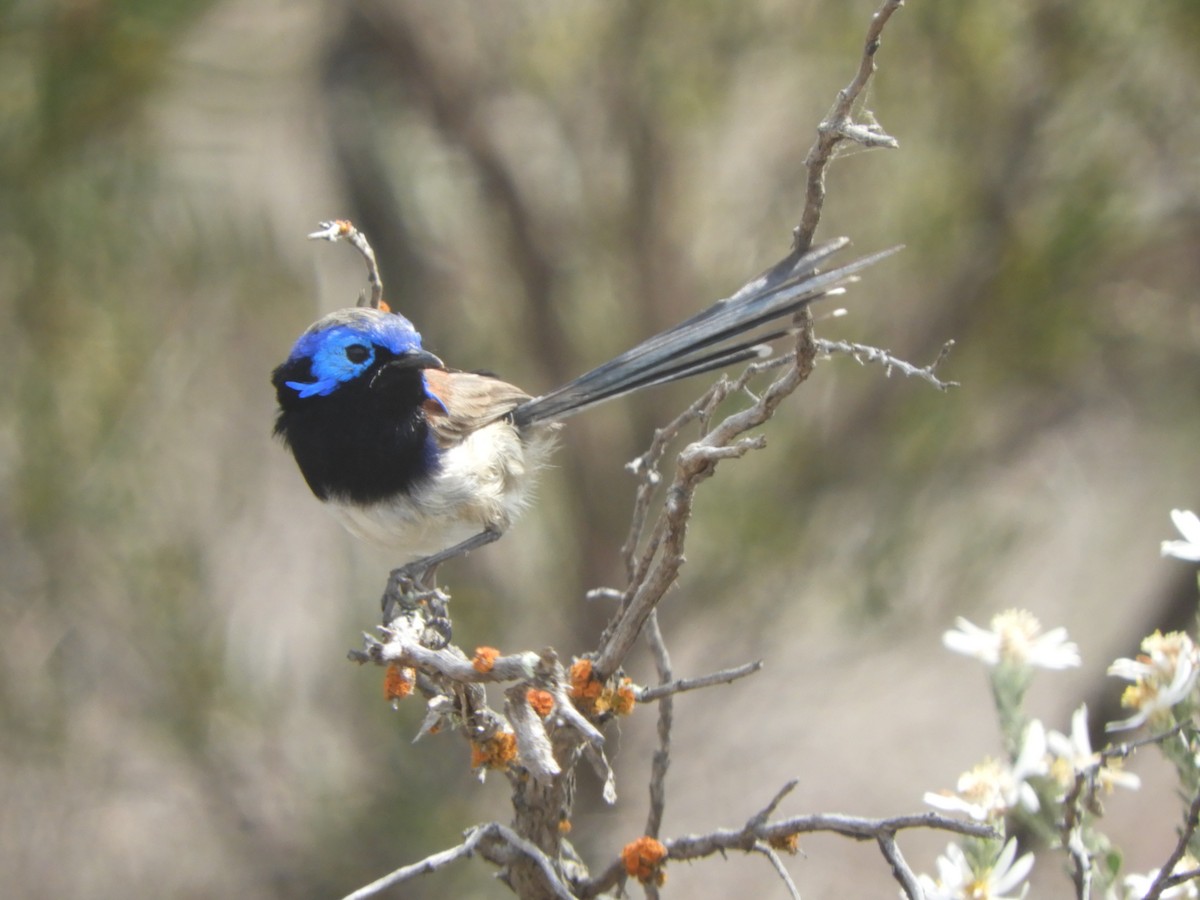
[570,660,638,717]
[610,678,637,716]
[569,659,599,695]
[469,744,487,768]
[383,663,414,702]
[470,731,517,770]
[569,658,604,712]
[527,688,555,717]
[557,818,572,834]
[769,833,800,855]
[621,836,668,885]
[472,646,501,673]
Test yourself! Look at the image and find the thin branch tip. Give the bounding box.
[307,218,385,310]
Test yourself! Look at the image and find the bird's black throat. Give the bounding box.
[271,359,438,505]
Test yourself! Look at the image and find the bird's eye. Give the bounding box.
[345,344,371,364]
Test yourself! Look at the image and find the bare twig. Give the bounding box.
[816,337,959,390]
[644,610,673,840]
[621,389,725,581]
[795,0,904,252]
[877,831,924,900]
[594,316,819,681]
[1162,867,1200,893]
[1061,767,1095,900]
[1144,785,1200,900]
[749,780,800,830]
[1101,722,1191,762]
[577,858,631,899]
[635,660,763,702]
[475,824,579,900]
[308,219,385,309]
[754,842,803,900]
[346,822,582,900]
[669,810,995,859]
[341,824,491,900]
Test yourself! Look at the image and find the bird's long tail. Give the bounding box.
[512,238,898,428]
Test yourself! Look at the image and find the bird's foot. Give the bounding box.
[379,529,503,644]
[381,566,452,649]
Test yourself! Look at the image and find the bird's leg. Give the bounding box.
[379,527,504,637]
[399,526,504,583]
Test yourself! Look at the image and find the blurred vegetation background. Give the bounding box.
[1,0,1198,896]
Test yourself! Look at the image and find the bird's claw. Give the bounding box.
[381,565,452,648]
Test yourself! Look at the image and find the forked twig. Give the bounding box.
[817,337,959,390]
[309,219,385,310]
[795,0,905,252]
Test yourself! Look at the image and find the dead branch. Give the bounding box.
[578,797,994,899]
[795,0,904,252]
[593,311,820,681]
[340,826,489,900]
[634,660,763,702]
[336,3,929,898]
[817,337,959,391]
[643,610,673,841]
[343,823,577,900]
[309,219,384,310]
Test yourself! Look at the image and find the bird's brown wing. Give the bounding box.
[421,369,531,449]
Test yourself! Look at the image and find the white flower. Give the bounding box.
[1162,509,1200,562]
[915,839,1034,900]
[1047,704,1140,794]
[943,610,1081,670]
[924,722,1048,821]
[1107,631,1199,731]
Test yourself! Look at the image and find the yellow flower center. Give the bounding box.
[991,609,1042,663]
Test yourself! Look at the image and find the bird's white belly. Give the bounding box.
[327,421,557,563]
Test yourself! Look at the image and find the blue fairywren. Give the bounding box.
[272,221,892,585]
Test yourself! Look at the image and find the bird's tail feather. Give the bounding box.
[512,240,899,428]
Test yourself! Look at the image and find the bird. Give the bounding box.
[272,221,893,592]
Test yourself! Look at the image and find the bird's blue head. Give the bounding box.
[274,307,444,401]
[272,306,448,504]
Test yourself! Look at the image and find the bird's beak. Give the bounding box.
[370,348,445,390]
[391,348,444,371]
